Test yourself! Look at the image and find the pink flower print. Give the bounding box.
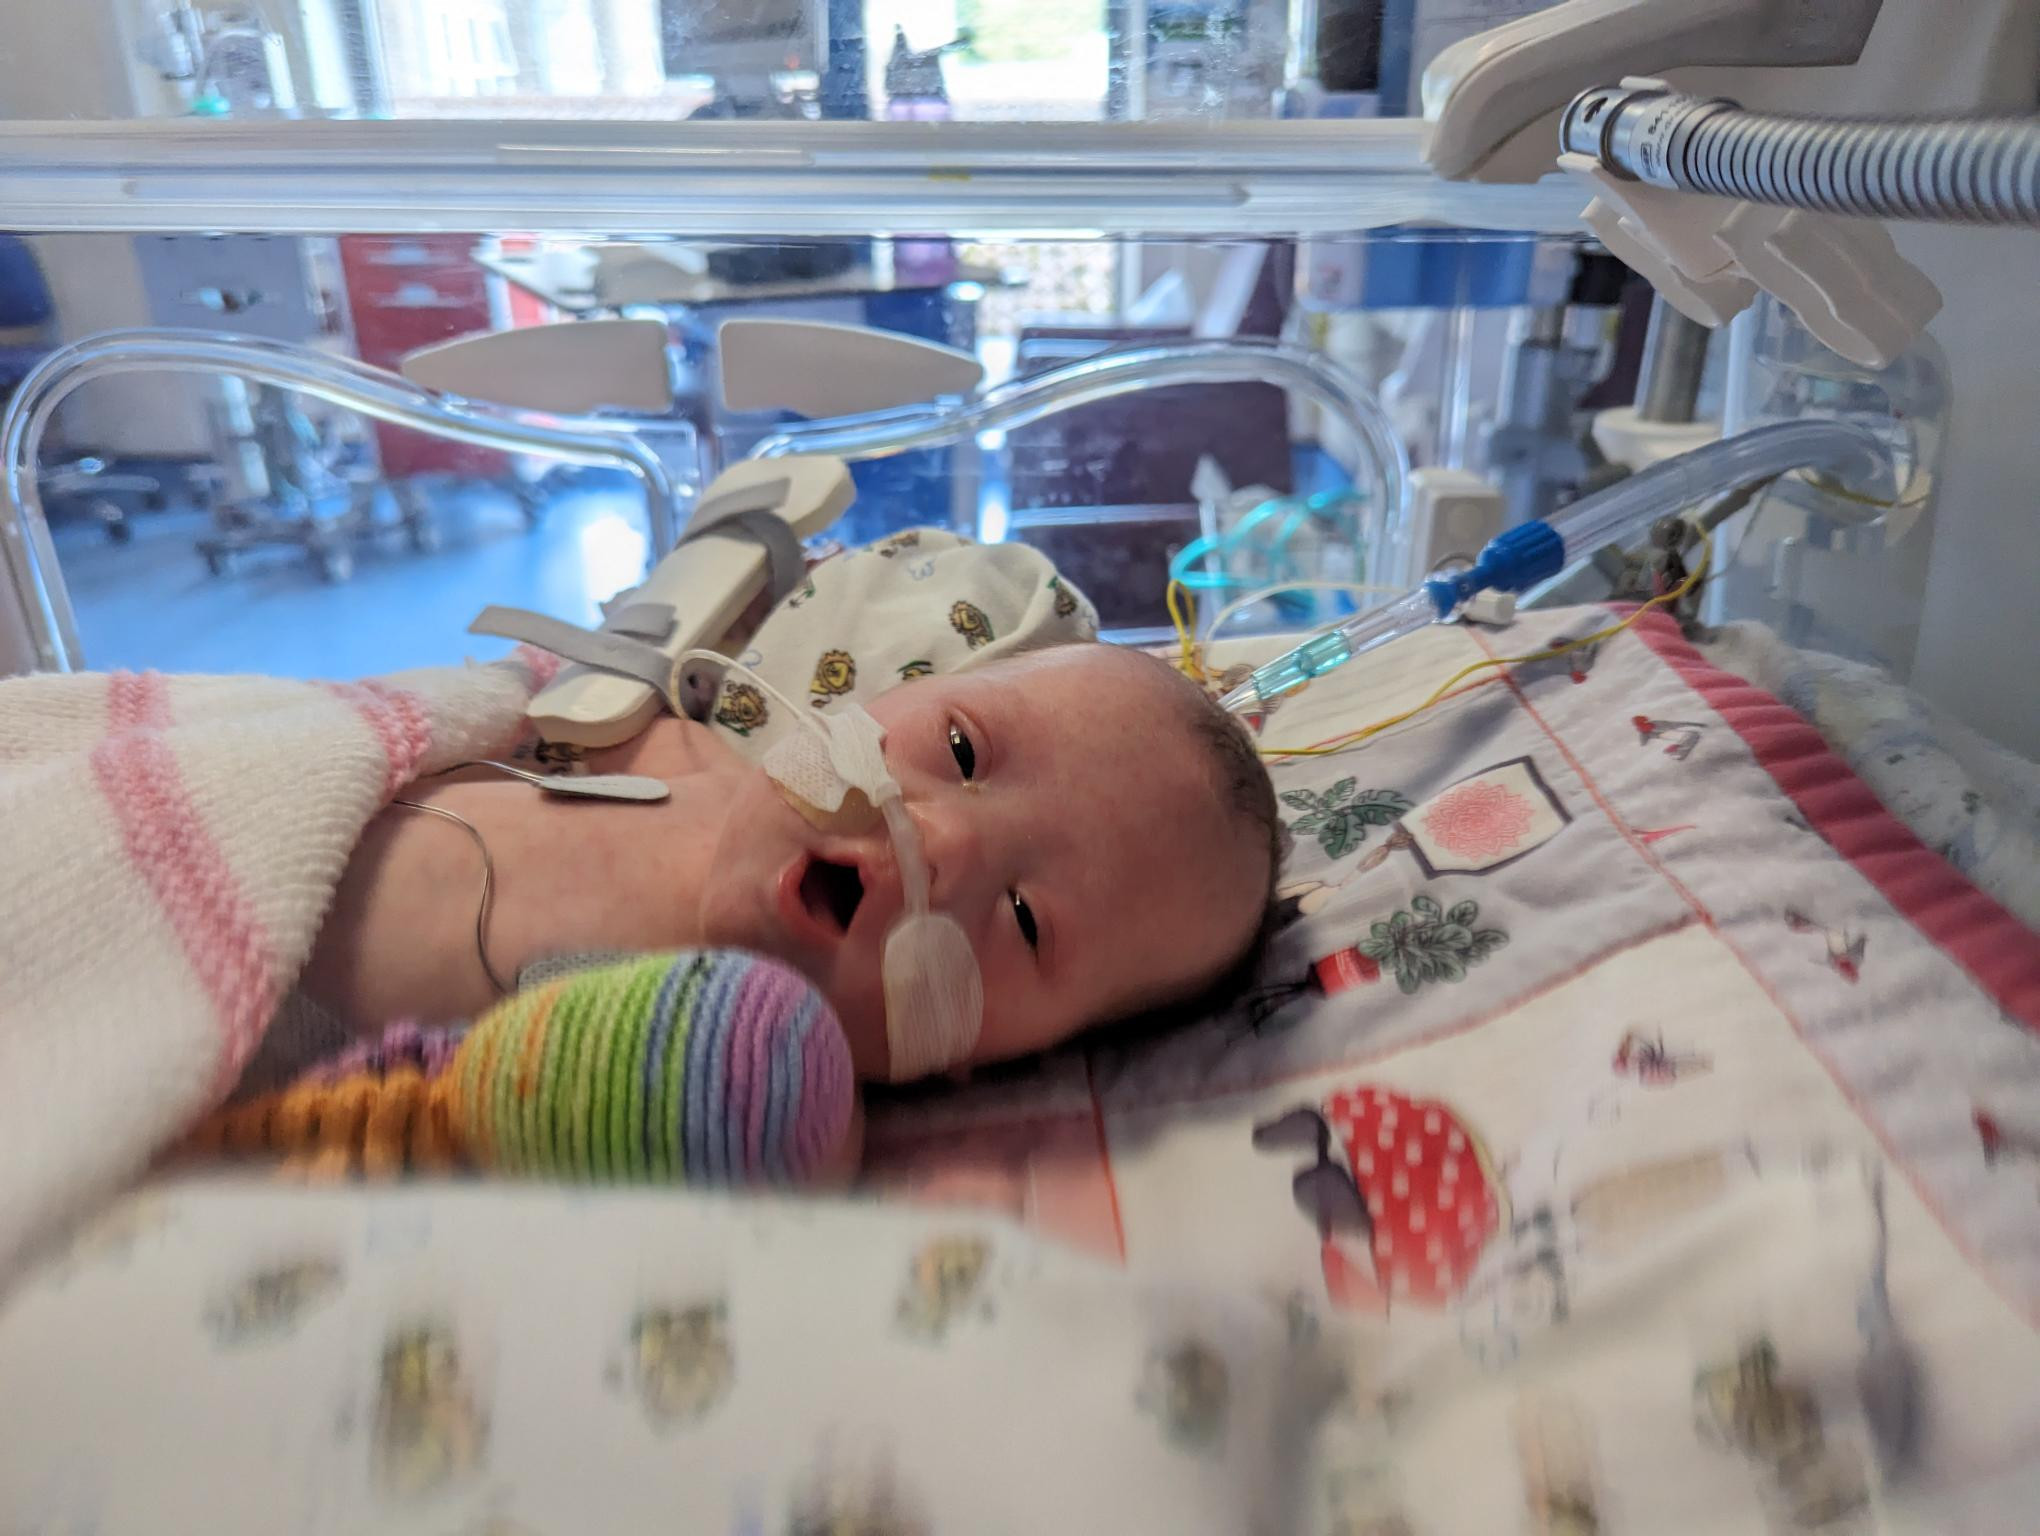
[1420,779,1535,862]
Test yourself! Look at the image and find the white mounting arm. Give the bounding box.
[1422,0,2036,367]
[1423,0,1884,182]
[718,318,984,418]
[485,456,854,748]
[400,319,675,415]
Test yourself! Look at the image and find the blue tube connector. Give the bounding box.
[1424,520,1567,617]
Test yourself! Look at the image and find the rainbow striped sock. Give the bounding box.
[186,951,855,1185]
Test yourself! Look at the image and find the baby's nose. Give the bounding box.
[908,800,982,907]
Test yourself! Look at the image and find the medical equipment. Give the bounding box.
[1421,0,2040,371]
[1483,263,1625,524]
[1559,85,2040,227]
[0,0,2036,734]
[663,0,833,118]
[1218,418,1897,714]
[0,330,682,672]
[476,457,855,749]
[786,711,979,1084]
[135,3,299,118]
[1206,0,2040,718]
[0,319,1410,684]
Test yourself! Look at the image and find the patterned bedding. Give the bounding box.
[4,606,2037,1533]
[1697,621,2040,932]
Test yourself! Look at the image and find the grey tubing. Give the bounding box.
[1572,89,2040,226]
[1677,109,2039,224]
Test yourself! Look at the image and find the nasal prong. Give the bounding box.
[882,797,929,913]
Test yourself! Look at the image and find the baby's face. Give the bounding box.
[698,645,1270,1079]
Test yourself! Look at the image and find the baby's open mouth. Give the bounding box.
[799,857,865,935]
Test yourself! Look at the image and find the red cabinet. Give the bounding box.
[338,235,507,480]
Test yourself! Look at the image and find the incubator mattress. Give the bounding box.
[4,607,2037,1533]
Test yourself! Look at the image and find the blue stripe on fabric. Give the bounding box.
[641,957,693,1174]
[683,957,739,1180]
[763,992,816,1180]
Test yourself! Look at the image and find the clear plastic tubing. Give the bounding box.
[1,329,680,672]
[752,336,1410,549]
[1219,419,1895,715]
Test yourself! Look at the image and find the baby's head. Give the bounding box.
[699,642,1280,1080]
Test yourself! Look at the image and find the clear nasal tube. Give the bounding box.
[680,650,984,1081]
[876,796,984,1081]
[1218,421,1896,715]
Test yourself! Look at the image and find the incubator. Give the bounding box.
[0,0,2036,757]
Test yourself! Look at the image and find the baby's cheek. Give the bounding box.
[976,989,1082,1067]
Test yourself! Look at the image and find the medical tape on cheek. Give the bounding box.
[678,647,876,821]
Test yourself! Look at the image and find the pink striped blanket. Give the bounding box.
[0,652,556,1280]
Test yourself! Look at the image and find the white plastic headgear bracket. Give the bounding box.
[1562,123,1943,370]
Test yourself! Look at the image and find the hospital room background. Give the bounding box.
[7,3,2040,1529]
[0,0,2035,768]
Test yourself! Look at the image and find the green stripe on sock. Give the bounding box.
[604,958,662,1180]
[537,982,591,1175]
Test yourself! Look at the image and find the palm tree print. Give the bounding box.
[1279,778,1412,860]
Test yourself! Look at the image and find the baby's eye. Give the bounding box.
[948,723,977,780]
[1010,892,1039,953]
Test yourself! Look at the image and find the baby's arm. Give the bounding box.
[305,730,744,1031]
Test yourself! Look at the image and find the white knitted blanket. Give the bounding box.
[0,653,554,1280]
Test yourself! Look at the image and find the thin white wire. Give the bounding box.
[1203,580,1405,648]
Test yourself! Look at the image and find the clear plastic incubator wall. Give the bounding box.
[0,0,2034,757]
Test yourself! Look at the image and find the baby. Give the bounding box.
[303,641,1280,1097]
[288,521,1282,1187]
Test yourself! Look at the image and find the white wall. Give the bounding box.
[0,0,134,120]
[29,236,215,458]
[1895,224,2040,760]
[0,6,212,456]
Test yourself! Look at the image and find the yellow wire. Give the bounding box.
[1170,577,1401,684]
[1258,530,1713,760]
[1166,578,1207,682]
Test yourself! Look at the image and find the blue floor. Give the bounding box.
[49,446,1357,679]
[51,480,651,679]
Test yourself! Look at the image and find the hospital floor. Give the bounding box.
[48,449,1354,678]
[50,476,655,679]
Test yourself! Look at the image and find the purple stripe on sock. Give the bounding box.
[761,992,810,1179]
[735,966,799,1177]
[420,1029,463,1079]
[794,987,852,1177]
[725,968,769,1179]
[313,1020,455,1083]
